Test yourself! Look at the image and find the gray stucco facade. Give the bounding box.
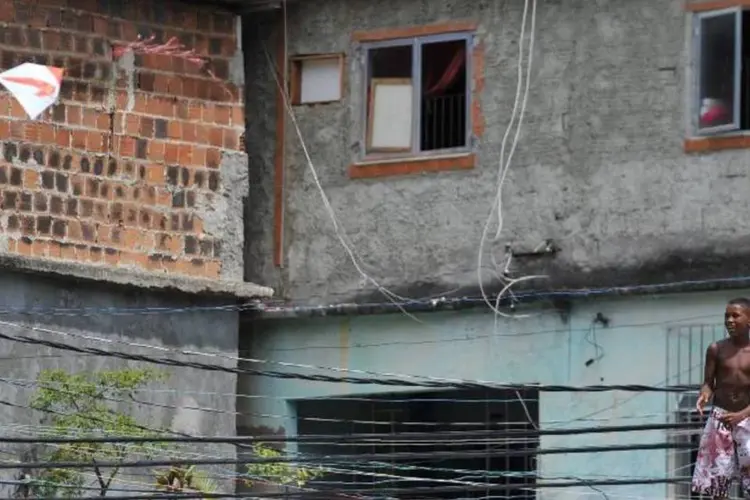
[243,0,748,306]
[0,268,239,496]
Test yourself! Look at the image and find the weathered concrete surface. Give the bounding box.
[239,289,738,500]
[242,0,748,305]
[243,14,284,293]
[0,268,239,496]
[202,150,251,282]
[0,254,273,299]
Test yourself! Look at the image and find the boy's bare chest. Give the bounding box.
[718,347,750,374]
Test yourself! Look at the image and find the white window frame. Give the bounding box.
[692,7,742,135]
[359,32,473,160]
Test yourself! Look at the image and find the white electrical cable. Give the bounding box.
[494,0,531,240]
[265,0,423,324]
[493,0,537,242]
[478,0,540,319]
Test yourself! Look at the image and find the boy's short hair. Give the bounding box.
[728,297,750,310]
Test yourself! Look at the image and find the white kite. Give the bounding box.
[0,63,64,120]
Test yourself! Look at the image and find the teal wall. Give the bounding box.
[239,289,739,499]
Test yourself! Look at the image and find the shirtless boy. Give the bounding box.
[692,298,750,498]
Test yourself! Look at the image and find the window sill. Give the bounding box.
[684,134,750,154]
[293,99,342,107]
[348,153,475,179]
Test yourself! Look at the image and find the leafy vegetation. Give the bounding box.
[27,368,167,498]
[154,464,219,497]
[26,368,323,498]
[245,443,322,488]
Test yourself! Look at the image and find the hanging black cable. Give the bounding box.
[0,328,699,393]
[0,441,694,470]
[0,420,702,444]
[0,476,695,500]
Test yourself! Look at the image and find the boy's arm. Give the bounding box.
[698,343,718,409]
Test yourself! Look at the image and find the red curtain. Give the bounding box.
[423,45,466,96]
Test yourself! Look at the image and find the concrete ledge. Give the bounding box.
[0,254,274,299]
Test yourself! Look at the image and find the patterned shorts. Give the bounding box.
[692,407,750,498]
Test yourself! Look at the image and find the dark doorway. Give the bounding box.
[294,388,539,499]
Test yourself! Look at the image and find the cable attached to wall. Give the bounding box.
[478,0,542,321]
[0,322,701,392]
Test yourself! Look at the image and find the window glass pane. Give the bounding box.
[368,45,412,78]
[420,39,468,150]
[698,13,737,129]
[366,45,414,153]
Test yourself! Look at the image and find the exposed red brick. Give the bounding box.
[0,0,243,280]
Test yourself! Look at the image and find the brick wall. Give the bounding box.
[0,0,246,280]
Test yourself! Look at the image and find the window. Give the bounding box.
[295,388,538,499]
[290,54,344,105]
[362,34,471,157]
[692,8,750,134]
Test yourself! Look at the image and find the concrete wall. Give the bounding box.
[243,0,750,305]
[238,289,739,499]
[0,268,239,496]
[0,0,248,281]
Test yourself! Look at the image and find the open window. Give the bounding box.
[693,8,744,134]
[362,34,471,157]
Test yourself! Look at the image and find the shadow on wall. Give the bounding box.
[0,268,239,352]
[0,269,240,496]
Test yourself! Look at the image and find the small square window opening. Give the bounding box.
[290,55,343,105]
[363,35,470,157]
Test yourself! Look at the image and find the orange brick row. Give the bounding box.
[8,237,220,279]
[119,92,244,125]
[0,0,243,281]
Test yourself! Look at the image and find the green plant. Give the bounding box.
[28,368,168,498]
[154,464,218,498]
[245,444,322,488]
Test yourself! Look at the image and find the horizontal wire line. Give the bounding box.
[0,374,696,428]
[0,320,703,392]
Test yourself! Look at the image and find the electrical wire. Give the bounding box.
[1,423,606,500]
[0,371,704,418]
[0,402,708,500]
[0,427,399,495]
[259,9,421,324]
[0,391,524,494]
[0,5,718,500]
[0,442,695,470]
[0,319,703,392]
[0,313,721,366]
[0,272,741,318]
[0,398,708,484]
[478,0,540,319]
[0,374,694,431]
[0,395,318,494]
[0,419,703,444]
[263,313,720,351]
[0,476,699,500]
[0,423,558,495]
[1,432,705,500]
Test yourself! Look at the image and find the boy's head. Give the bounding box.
[726,298,750,338]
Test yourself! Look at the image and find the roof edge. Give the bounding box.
[0,253,274,299]
[247,274,750,319]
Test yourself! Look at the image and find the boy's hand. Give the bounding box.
[697,391,711,416]
[719,411,747,427]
